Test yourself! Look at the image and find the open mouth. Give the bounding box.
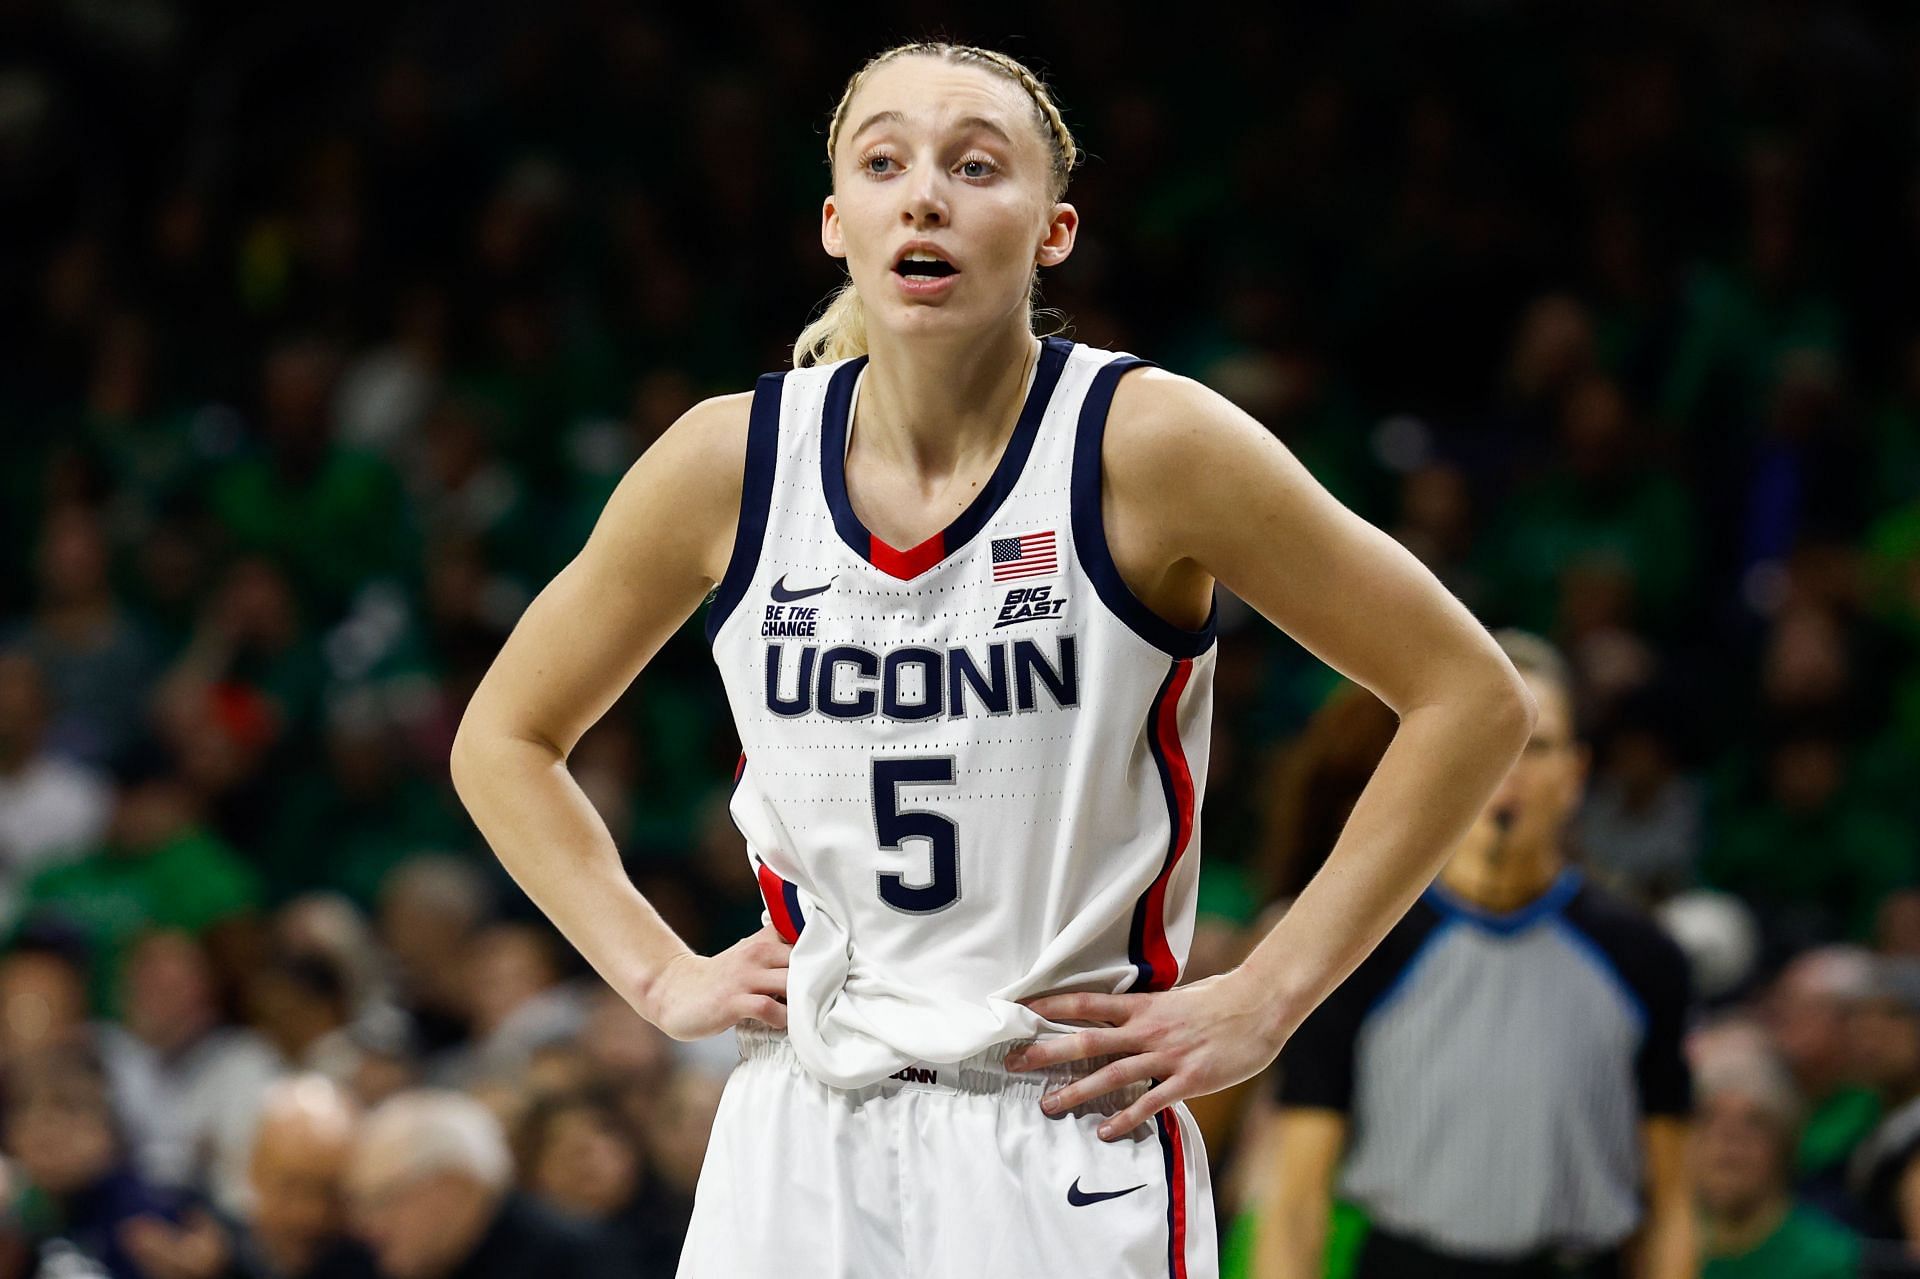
[894,260,959,279]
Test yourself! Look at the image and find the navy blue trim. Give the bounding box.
[818,336,1073,576]
[1548,916,1647,1031]
[705,372,785,645]
[1421,867,1583,935]
[1154,1110,1178,1278]
[781,879,806,935]
[1128,659,1184,991]
[1070,356,1218,658]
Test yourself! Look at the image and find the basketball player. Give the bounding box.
[450,41,1538,1279]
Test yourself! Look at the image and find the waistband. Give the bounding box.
[734,1023,1149,1118]
[1357,1225,1624,1279]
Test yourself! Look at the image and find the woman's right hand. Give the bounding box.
[640,925,793,1040]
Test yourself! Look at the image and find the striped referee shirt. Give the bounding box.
[1275,868,1692,1259]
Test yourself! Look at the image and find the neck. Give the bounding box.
[1702,1192,1790,1257]
[1438,840,1566,913]
[146,1014,216,1061]
[855,326,1040,474]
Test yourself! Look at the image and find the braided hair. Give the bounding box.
[793,43,1079,369]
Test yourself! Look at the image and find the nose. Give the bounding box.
[900,166,947,227]
[1487,771,1523,820]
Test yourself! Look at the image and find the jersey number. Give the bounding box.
[872,757,959,914]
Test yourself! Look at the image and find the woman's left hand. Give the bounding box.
[1006,970,1293,1142]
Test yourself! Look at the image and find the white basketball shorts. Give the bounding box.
[676,1024,1217,1278]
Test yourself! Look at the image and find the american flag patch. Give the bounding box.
[991,531,1057,581]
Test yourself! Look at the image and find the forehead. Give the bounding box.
[1702,1088,1770,1118]
[1519,671,1573,745]
[846,58,1030,142]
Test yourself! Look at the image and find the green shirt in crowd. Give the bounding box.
[19,825,261,1013]
[1704,1204,1859,1279]
[1798,1087,1883,1181]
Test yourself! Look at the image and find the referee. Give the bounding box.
[1253,630,1695,1279]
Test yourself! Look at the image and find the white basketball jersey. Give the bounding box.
[704,336,1218,1088]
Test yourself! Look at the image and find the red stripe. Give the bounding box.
[869,530,946,579]
[1141,659,1196,990]
[756,862,800,943]
[1162,1112,1190,1278]
[993,562,1057,580]
[733,751,746,782]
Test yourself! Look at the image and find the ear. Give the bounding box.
[1036,202,1078,270]
[1566,742,1593,801]
[822,194,846,261]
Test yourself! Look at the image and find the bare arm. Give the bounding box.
[1632,1118,1697,1279]
[1014,369,1536,1135]
[1122,368,1537,1037]
[1251,1109,1348,1279]
[449,392,790,1038]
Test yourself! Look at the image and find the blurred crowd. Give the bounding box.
[3,0,1920,1275]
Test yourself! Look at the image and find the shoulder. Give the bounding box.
[1102,363,1268,491]
[1091,353,1383,597]
[1561,879,1691,997]
[596,388,758,586]
[1562,879,1681,957]
[660,388,757,482]
[1314,896,1450,1021]
[1779,1204,1863,1269]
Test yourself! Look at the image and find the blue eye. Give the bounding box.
[858,151,998,179]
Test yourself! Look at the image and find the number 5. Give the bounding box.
[872,757,959,914]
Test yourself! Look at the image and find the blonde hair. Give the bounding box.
[793,43,1080,370]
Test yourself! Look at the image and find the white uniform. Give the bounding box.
[681,336,1219,1278]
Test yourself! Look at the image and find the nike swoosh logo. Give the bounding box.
[770,574,836,603]
[1067,1178,1147,1206]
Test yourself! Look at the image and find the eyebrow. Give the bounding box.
[850,110,1016,147]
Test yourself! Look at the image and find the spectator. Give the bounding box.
[1695,1045,1860,1277]
[246,948,360,1082]
[515,1087,688,1278]
[262,693,469,907]
[204,338,415,620]
[1,1041,190,1278]
[0,928,168,1177]
[273,894,401,1034]
[1764,948,1882,1215]
[435,923,588,1087]
[377,856,494,1060]
[573,988,675,1128]
[1488,374,1698,636]
[1574,692,1705,907]
[17,738,261,1014]
[1256,630,1695,1278]
[2,505,160,768]
[1704,723,1911,950]
[226,1075,377,1279]
[0,650,112,927]
[344,1089,628,1279]
[121,929,282,1215]
[1846,959,1920,1263]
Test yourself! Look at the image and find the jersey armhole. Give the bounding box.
[704,370,785,646]
[1069,356,1219,658]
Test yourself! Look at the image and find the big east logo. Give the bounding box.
[995,584,1066,629]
